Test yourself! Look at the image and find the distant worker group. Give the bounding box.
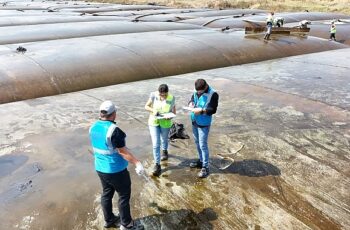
[265,12,339,43]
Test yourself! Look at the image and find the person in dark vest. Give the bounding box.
[145,84,176,176]
[89,101,145,229]
[188,79,219,178]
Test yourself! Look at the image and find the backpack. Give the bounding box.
[168,122,190,141]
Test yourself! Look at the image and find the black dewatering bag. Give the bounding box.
[168,122,190,141]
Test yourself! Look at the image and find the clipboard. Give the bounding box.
[155,112,176,120]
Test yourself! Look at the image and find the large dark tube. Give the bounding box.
[0,21,202,45]
[0,15,128,27]
[93,8,212,17]
[130,9,267,22]
[59,5,169,13]
[0,29,347,104]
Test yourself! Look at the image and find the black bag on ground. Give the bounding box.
[168,122,190,140]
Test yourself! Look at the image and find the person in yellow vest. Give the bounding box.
[264,12,274,40]
[145,84,176,176]
[329,22,336,41]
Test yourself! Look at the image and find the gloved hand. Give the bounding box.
[135,162,145,176]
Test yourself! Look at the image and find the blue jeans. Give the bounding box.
[192,124,210,168]
[266,22,272,34]
[149,125,170,164]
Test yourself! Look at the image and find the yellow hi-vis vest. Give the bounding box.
[331,25,336,34]
[148,93,174,128]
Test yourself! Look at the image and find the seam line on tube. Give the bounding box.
[3,45,63,94]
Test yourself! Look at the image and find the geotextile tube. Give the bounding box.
[129,9,267,22]
[0,29,347,104]
[59,5,169,14]
[0,21,202,45]
[92,8,212,17]
[0,15,128,27]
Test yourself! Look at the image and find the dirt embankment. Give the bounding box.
[90,0,350,15]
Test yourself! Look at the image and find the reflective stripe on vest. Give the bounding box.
[191,87,215,126]
[148,92,174,128]
[89,120,128,173]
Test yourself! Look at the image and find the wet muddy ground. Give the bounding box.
[0,48,349,229]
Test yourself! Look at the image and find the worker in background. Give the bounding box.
[274,16,284,27]
[299,20,311,28]
[264,12,274,40]
[329,22,336,41]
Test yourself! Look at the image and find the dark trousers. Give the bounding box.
[330,33,336,41]
[97,169,132,226]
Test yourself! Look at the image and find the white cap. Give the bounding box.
[99,100,117,115]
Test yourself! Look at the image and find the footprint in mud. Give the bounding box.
[165,182,174,188]
[18,180,33,192]
[243,206,253,215]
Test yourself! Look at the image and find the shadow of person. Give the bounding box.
[212,159,281,177]
[162,155,280,178]
[139,204,218,230]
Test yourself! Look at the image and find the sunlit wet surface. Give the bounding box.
[0,48,349,229]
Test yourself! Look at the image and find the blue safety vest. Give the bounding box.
[191,87,215,126]
[89,120,128,173]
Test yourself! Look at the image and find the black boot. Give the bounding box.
[198,167,210,178]
[161,150,168,161]
[104,214,120,228]
[152,164,161,177]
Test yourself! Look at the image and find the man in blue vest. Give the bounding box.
[89,101,145,229]
[188,79,219,178]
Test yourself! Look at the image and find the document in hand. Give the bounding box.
[182,106,194,112]
[155,112,176,120]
